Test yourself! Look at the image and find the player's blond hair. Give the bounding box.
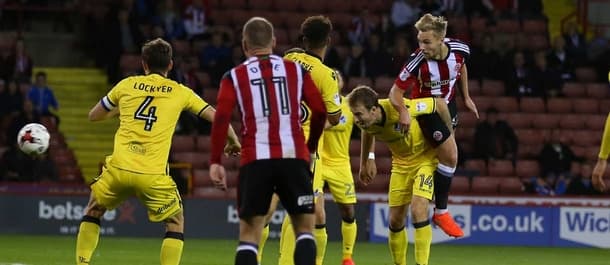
[242,17,274,48]
[415,13,448,37]
[347,85,378,110]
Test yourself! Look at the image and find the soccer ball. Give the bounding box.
[17,123,50,156]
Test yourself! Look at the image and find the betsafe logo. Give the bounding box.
[38,200,136,223]
[560,207,610,248]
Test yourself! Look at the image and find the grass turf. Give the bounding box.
[0,235,608,265]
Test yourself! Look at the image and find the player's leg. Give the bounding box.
[278,213,295,265]
[411,165,435,265]
[386,166,411,265]
[419,99,463,237]
[312,163,327,265]
[234,160,276,265]
[326,165,357,265]
[275,159,317,265]
[259,193,280,264]
[136,171,185,265]
[76,192,106,265]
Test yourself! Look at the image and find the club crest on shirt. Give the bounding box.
[433,130,444,141]
[454,63,462,72]
[399,68,410,81]
[416,101,427,112]
[339,115,347,124]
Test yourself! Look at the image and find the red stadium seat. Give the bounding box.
[274,28,289,45]
[585,83,609,98]
[497,19,520,33]
[173,152,210,169]
[505,113,532,129]
[471,96,492,113]
[376,157,392,175]
[327,0,353,13]
[469,17,487,32]
[193,169,212,187]
[494,97,519,112]
[58,165,82,183]
[488,160,515,177]
[171,39,191,56]
[499,177,524,194]
[561,82,586,97]
[573,98,599,114]
[287,28,302,45]
[522,19,547,34]
[350,155,360,173]
[300,0,328,12]
[517,144,543,159]
[559,114,585,129]
[515,129,547,145]
[374,76,395,93]
[209,9,232,26]
[451,176,470,194]
[359,174,389,193]
[601,100,610,113]
[221,0,247,9]
[347,77,373,90]
[519,97,545,113]
[375,144,391,158]
[231,9,251,27]
[40,116,58,132]
[274,1,299,11]
[203,89,218,104]
[527,34,548,50]
[468,80,481,96]
[464,159,487,175]
[481,79,505,96]
[172,135,196,152]
[515,160,540,178]
[572,130,600,147]
[455,127,474,141]
[196,135,211,152]
[119,54,141,75]
[531,113,560,129]
[471,176,500,194]
[575,67,597,82]
[458,111,478,128]
[328,12,354,30]
[284,12,309,29]
[546,98,573,113]
[248,0,273,10]
[585,114,608,130]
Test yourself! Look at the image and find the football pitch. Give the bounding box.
[0,235,608,265]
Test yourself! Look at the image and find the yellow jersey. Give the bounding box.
[284,50,341,139]
[320,97,353,166]
[101,73,210,174]
[358,98,437,167]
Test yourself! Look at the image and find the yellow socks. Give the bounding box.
[258,224,270,263]
[413,221,432,265]
[160,232,184,265]
[313,225,327,265]
[388,226,407,265]
[75,216,100,265]
[278,215,295,265]
[341,219,357,259]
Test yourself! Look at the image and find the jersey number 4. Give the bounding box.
[134,96,158,131]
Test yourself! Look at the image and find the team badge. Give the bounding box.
[416,101,427,112]
[433,130,443,141]
[399,68,410,81]
[334,93,341,105]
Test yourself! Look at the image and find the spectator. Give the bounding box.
[364,34,392,79]
[473,107,518,164]
[517,0,544,19]
[547,36,575,82]
[538,129,576,189]
[562,21,587,65]
[348,9,376,45]
[0,79,24,118]
[470,33,502,81]
[439,0,464,17]
[154,0,186,40]
[390,35,411,76]
[390,0,420,32]
[199,30,231,83]
[504,51,535,98]
[529,51,562,99]
[7,38,33,84]
[343,44,367,77]
[7,100,40,149]
[27,72,59,124]
[105,8,143,83]
[419,0,442,16]
[588,27,610,82]
[183,0,210,41]
[566,162,599,195]
[0,143,58,182]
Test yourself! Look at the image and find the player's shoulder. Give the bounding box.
[445,38,470,55]
[404,49,425,70]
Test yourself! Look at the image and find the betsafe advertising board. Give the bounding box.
[369,203,610,248]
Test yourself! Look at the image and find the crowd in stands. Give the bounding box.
[1,0,609,196]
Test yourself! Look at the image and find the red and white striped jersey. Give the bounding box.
[394,38,470,103]
[210,54,326,166]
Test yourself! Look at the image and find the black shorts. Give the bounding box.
[448,98,458,128]
[416,99,453,147]
[237,159,314,218]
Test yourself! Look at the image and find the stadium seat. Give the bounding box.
[559,114,585,129]
[572,130,600,147]
[375,144,391,158]
[515,129,547,145]
[505,113,532,129]
[374,76,395,91]
[248,0,273,10]
[517,144,543,159]
[58,165,82,183]
[209,9,232,26]
[467,80,481,96]
[585,114,607,130]
[494,97,519,112]
[458,111,478,128]
[497,19,520,33]
[193,169,212,187]
[498,177,524,194]
[575,67,597,82]
[221,0,247,9]
[522,19,547,34]
[471,96,492,113]
[454,126,474,141]
[585,83,609,98]
[376,157,392,176]
[347,77,373,90]
[119,54,141,75]
[601,99,610,113]
[558,129,575,145]
[284,12,309,29]
[274,28,289,45]
[471,176,500,194]
[359,174,389,193]
[469,17,487,32]
[573,98,599,114]
[327,0,353,13]
[451,176,470,194]
[350,155,360,173]
[448,16,469,33]
[301,0,328,12]
[527,34,548,50]
[519,97,545,113]
[464,159,487,175]
[561,82,586,97]
[546,98,573,113]
[328,12,354,30]
[171,39,191,56]
[173,152,210,169]
[287,28,301,45]
[225,170,239,188]
[231,9,251,27]
[515,160,540,178]
[531,113,560,129]
[481,79,505,96]
[488,160,515,177]
[172,135,196,152]
[274,0,299,11]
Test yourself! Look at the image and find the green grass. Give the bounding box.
[0,235,608,265]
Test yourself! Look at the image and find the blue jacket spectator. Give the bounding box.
[27,72,58,116]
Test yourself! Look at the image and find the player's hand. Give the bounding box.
[592,159,607,192]
[359,159,377,185]
[209,164,227,191]
[464,97,479,119]
[398,110,411,134]
[224,142,241,157]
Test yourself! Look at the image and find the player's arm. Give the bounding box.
[459,64,479,119]
[593,113,610,191]
[88,96,119,121]
[322,69,342,126]
[199,106,240,151]
[359,129,376,185]
[389,83,412,134]
[302,71,327,153]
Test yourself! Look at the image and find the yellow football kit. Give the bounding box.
[358,98,439,206]
[92,73,210,222]
[599,113,610,160]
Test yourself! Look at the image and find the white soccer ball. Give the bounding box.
[17,123,50,156]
